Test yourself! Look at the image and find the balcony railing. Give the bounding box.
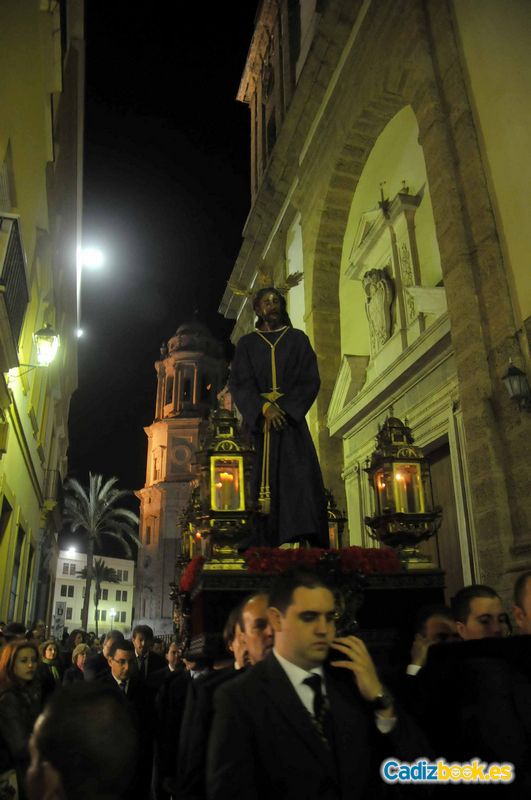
[0,215,29,371]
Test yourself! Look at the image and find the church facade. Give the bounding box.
[220,0,531,601]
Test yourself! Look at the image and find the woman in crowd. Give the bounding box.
[61,629,85,670]
[63,643,90,684]
[0,640,41,799]
[37,639,63,704]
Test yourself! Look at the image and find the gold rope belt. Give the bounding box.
[254,327,289,516]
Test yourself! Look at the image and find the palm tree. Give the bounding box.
[78,558,120,637]
[64,473,140,632]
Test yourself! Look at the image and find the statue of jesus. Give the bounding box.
[229,287,329,548]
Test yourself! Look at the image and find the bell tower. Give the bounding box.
[134,321,226,632]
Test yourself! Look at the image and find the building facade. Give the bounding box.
[52,549,134,637]
[134,321,227,633]
[221,0,531,601]
[0,2,85,625]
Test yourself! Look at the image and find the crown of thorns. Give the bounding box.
[228,268,303,299]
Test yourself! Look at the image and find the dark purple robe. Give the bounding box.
[229,326,329,547]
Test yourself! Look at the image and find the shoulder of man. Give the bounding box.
[213,658,273,705]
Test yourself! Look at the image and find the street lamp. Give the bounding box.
[76,245,105,337]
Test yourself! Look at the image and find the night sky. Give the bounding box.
[67,3,258,495]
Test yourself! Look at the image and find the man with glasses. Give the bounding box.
[100,639,155,800]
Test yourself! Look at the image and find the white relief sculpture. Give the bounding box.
[362,268,394,355]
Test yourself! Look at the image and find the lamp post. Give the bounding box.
[364,415,442,569]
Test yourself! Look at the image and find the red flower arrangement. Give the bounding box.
[179,555,205,593]
[178,547,401,595]
[244,546,401,575]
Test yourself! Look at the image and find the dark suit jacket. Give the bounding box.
[97,673,155,800]
[131,650,166,681]
[178,666,241,800]
[84,651,111,682]
[207,653,422,800]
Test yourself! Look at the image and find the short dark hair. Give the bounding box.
[414,604,454,635]
[104,629,124,644]
[236,593,270,633]
[108,639,134,659]
[252,287,291,328]
[269,568,332,615]
[132,624,154,641]
[451,585,500,624]
[514,572,531,609]
[223,605,242,648]
[34,683,138,800]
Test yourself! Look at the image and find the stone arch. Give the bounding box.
[306,0,522,582]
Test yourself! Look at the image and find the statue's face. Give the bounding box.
[256,291,282,327]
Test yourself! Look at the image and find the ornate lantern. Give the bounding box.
[326,490,347,549]
[193,405,254,570]
[364,415,442,568]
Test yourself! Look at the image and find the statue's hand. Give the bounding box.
[264,404,286,431]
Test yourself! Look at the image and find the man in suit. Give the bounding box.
[131,624,166,680]
[84,629,124,682]
[207,569,423,800]
[99,639,156,800]
[177,597,260,800]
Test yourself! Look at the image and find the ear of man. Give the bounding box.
[512,603,525,628]
[268,607,283,632]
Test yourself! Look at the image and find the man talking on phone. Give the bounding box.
[207,568,425,800]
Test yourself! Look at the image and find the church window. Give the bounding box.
[165,374,174,405]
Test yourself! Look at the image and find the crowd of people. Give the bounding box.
[1,569,531,799]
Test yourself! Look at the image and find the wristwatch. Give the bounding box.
[367,685,394,711]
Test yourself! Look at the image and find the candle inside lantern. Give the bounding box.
[393,464,423,513]
[219,471,234,509]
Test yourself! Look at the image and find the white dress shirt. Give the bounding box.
[273,648,396,733]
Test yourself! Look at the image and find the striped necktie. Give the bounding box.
[303,674,332,746]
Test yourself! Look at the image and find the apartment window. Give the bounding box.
[60,585,67,597]
[120,611,126,623]
[117,570,122,581]
[67,586,74,598]
[62,562,69,575]
[123,570,128,582]
[122,590,127,602]
[116,590,121,602]
[69,563,76,575]
[101,610,107,622]
[66,607,73,620]
[102,588,108,601]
